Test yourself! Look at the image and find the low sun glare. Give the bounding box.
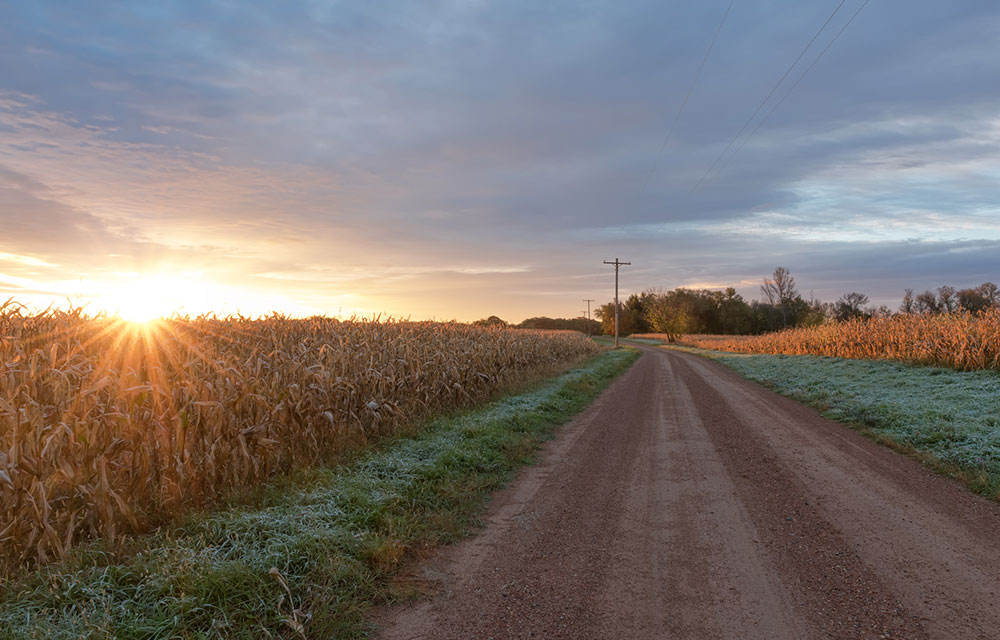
[94,272,326,321]
[103,274,231,322]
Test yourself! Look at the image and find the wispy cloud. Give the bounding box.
[0,252,56,267]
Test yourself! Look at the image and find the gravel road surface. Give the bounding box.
[375,344,1000,639]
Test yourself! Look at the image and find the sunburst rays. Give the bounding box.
[0,308,599,570]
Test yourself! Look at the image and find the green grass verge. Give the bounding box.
[0,348,638,640]
[671,346,1000,499]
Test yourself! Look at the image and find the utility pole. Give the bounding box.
[582,299,595,336]
[603,258,631,348]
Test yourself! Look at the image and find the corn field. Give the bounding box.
[0,304,599,570]
[677,310,1000,371]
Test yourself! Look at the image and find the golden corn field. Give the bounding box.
[674,310,1000,371]
[0,304,599,570]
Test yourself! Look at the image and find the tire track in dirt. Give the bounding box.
[374,345,1000,639]
[674,349,1000,639]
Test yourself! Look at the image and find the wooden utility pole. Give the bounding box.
[583,299,595,336]
[603,259,630,348]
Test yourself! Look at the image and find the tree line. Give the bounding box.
[471,267,998,339]
[592,267,1000,340]
[472,314,602,334]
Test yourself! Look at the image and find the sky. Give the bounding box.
[1,0,998,321]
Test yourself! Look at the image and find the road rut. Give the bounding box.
[375,345,1000,639]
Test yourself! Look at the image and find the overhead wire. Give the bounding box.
[721,0,872,169]
[638,0,736,190]
[689,0,852,192]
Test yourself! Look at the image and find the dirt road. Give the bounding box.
[375,345,1000,639]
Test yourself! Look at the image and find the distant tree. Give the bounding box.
[957,282,1000,313]
[914,290,940,314]
[937,286,958,313]
[900,288,915,314]
[978,282,1000,307]
[623,293,651,334]
[598,302,616,337]
[786,296,816,327]
[799,298,832,327]
[717,287,754,334]
[957,288,989,313]
[747,300,782,332]
[834,292,870,322]
[646,292,693,342]
[472,315,507,328]
[596,294,650,337]
[518,316,600,333]
[595,303,614,335]
[760,266,799,328]
[760,266,797,306]
[621,293,651,335]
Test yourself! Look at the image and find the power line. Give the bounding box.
[722,0,872,166]
[586,5,732,338]
[690,0,851,192]
[640,0,737,190]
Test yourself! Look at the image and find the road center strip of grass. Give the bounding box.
[0,347,638,640]
[671,346,1000,499]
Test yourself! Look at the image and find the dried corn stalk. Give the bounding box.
[0,303,599,569]
[672,309,1000,371]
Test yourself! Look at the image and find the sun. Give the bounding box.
[106,273,209,323]
[94,270,320,321]
[117,293,168,323]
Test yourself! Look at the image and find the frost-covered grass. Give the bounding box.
[0,348,638,639]
[674,346,1000,498]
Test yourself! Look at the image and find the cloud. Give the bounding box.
[0,165,118,255]
[0,1,999,320]
[0,252,55,267]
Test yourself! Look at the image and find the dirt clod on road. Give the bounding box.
[375,345,1000,639]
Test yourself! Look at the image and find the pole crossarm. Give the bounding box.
[602,259,631,348]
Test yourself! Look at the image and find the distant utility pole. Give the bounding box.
[603,258,631,348]
[582,299,595,336]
